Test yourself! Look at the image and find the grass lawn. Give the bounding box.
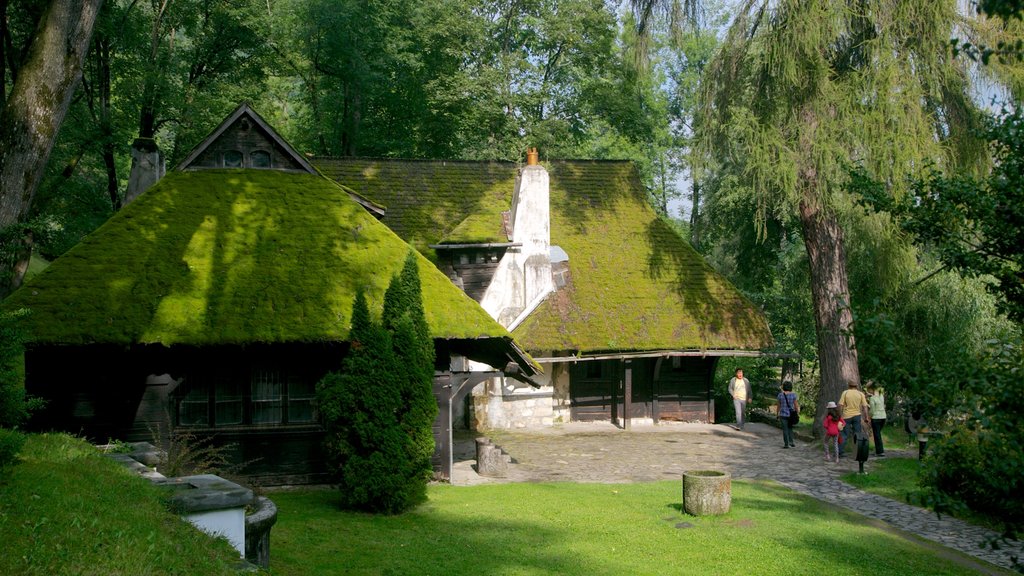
[0,433,247,576]
[841,456,1005,533]
[267,480,1004,576]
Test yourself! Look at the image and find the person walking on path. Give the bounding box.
[777,381,799,448]
[729,369,752,430]
[822,401,844,462]
[866,381,887,457]
[838,381,869,458]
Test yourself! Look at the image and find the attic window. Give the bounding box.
[224,150,243,167]
[240,118,251,132]
[251,150,271,168]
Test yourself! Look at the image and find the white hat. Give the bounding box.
[826,401,837,409]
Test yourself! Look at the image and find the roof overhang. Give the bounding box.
[531,349,800,363]
[429,242,521,250]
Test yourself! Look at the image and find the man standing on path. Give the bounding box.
[729,369,752,430]
[838,381,869,457]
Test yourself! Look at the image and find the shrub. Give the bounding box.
[0,427,26,470]
[318,252,437,514]
[919,341,1024,533]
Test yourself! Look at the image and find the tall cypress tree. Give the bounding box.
[317,253,437,513]
[382,251,437,507]
[317,290,409,513]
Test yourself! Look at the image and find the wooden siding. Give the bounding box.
[569,360,619,421]
[567,357,717,423]
[654,357,718,422]
[189,117,305,171]
[24,343,342,484]
[436,248,505,302]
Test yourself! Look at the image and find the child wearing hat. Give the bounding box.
[822,401,845,463]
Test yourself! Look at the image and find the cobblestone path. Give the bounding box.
[451,421,1022,573]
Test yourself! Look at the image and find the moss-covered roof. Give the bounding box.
[314,158,774,355]
[313,159,517,257]
[2,170,515,346]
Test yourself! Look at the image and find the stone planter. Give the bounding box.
[681,470,731,516]
[245,496,278,569]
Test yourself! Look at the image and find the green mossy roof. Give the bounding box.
[313,159,516,257]
[314,158,774,354]
[2,170,513,345]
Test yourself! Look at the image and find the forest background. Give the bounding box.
[1,0,1023,522]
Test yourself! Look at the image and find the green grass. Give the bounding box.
[841,456,924,502]
[267,481,998,576]
[0,434,247,576]
[840,456,1005,533]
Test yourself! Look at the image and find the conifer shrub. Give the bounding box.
[317,254,437,514]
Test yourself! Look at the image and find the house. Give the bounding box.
[5,102,772,484]
[2,104,536,484]
[313,152,774,430]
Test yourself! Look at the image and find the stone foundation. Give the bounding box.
[471,362,570,430]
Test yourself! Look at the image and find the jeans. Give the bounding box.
[781,416,794,446]
[733,398,747,429]
[871,418,886,455]
[840,416,862,456]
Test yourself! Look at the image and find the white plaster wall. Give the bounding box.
[479,165,553,327]
[474,165,557,431]
[184,508,246,557]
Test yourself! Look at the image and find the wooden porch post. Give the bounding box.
[624,360,632,430]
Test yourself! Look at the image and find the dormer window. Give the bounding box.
[251,150,271,168]
[224,150,243,167]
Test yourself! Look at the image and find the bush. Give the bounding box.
[0,427,26,469]
[317,253,436,515]
[919,341,1024,533]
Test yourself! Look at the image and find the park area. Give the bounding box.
[1,423,1020,575]
[2,0,1024,574]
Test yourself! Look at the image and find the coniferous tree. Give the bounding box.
[317,254,436,513]
[317,290,410,513]
[382,251,437,507]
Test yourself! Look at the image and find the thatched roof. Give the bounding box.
[314,158,774,355]
[3,170,519,350]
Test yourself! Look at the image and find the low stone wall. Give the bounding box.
[103,442,277,569]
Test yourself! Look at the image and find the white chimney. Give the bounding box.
[480,149,553,327]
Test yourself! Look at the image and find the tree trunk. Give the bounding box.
[96,34,120,211]
[2,229,32,297]
[690,181,701,249]
[799,197,861,436]
[0,0,104,234]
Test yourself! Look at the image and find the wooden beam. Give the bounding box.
[624,360,632,431]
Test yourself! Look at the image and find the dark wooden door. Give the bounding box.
[654,357,715,422]
[626,360,654,418]
[570,361,617,421]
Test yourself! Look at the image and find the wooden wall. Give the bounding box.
[189,117,305,171]
[436,248,506,302]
